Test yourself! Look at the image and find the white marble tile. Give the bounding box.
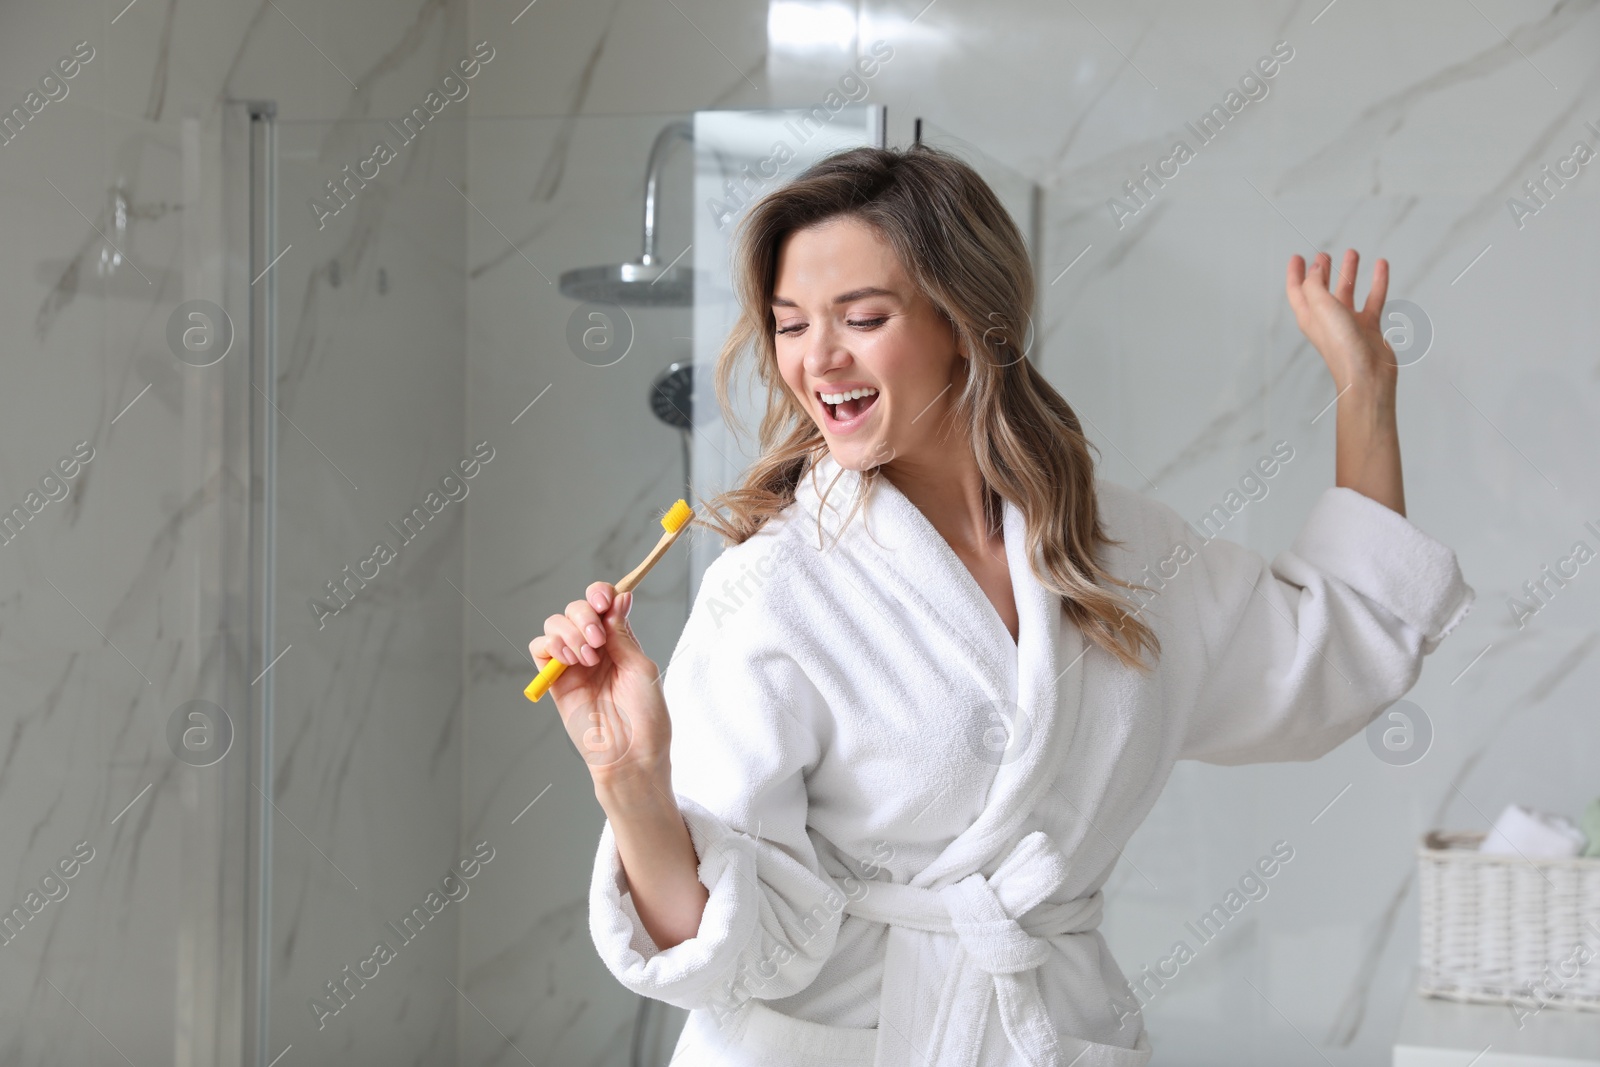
[0,2,472,1064]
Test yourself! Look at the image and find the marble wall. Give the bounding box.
[0,2,470,1065]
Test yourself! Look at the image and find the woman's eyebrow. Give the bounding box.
[771,286,897,308]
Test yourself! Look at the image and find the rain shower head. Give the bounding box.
[560,120,694,308]
[560,261,692,307]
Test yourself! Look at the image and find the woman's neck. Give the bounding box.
[879,443,997,558]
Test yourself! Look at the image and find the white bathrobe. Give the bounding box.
[589,451,1475,1066]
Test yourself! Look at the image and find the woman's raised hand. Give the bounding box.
[531,582,674,797]
[1285,249,1398,396]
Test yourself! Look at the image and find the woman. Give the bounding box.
[532,145,1475,1066]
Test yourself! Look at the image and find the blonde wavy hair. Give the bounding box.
[693,143,1160,673]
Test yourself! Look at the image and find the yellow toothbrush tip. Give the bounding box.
[662,499,692,534]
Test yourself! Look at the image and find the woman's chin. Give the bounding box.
[824,441,894,471]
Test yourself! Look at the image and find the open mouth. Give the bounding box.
[817,387,880,431]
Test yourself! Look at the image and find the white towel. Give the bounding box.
[589,452,1475,1066]
[1479,804,1587,858]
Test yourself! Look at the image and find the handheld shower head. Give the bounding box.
[650,362,693,431]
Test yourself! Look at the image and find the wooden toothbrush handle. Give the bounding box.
[525,521,688,703]
[614,523,686,594]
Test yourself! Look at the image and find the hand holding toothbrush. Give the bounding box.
[532,576,709,949]
[531,582,674,795]
[526,501,708,947]
[527,499,693,800]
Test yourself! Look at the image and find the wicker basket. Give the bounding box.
[1417,829,1600,1011]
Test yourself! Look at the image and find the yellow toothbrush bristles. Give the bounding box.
[662,498,691,534]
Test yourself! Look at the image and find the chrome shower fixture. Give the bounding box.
[560,121,694,307]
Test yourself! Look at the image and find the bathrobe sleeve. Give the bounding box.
[1175,485,1475,765]
[588,556,845,1017]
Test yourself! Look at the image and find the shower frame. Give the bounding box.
[177,98,281,1067]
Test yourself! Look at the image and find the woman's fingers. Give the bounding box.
[1360,257,1390,319]
[530,630,580,668]
[1308,252,1329,292]
[586,581,616,616]
[529,633,551,665]
[1285,255,1310,318]
[530,583,626,674]
[543,612,589,666]
[594,590,650,678]
[600,591,645,668]
[1288,249,1378,311]
[1333,249,1358,307]
[531,579,648,670]
[564,597,609,657]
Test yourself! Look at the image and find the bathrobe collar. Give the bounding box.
[793,450,1086,887]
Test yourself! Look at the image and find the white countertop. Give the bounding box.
[1394,988,1600,1067]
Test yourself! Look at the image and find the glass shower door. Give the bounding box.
[252,106,705,1067]
[688,104,886,591]
[253,111,468,1065]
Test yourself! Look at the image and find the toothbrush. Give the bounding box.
[524,499,694,703]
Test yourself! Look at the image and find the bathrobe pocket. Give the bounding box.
[677,997,1152,1067]
[1059,1028,1155,1066]
[675,997,1155,1067]
[675,999,878,1066]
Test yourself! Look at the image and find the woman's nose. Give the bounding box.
[803,322,850,375]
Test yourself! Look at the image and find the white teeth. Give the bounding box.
[820,386,879,405]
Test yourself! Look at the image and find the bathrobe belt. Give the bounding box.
[841,830,1099,1067]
